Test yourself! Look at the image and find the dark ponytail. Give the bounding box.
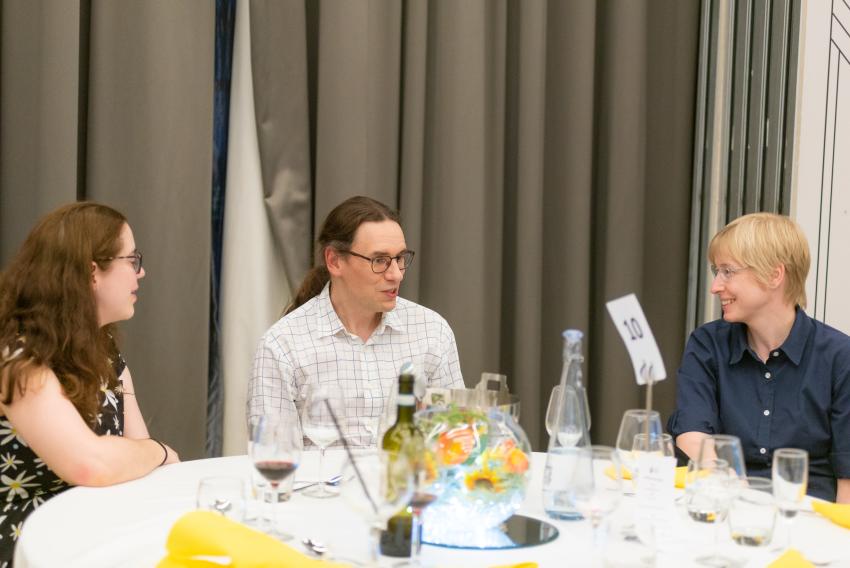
[284,196,400,315]
[284,266,329,315]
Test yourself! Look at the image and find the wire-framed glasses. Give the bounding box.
[709,264,747,281]
[344,250,415,274]
[97,251,143,274]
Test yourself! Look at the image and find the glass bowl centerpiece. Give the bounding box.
[416,388,532,548]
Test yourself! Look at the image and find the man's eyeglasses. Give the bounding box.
[343,250,415,274]
[97,251,143,274]
[710,264,747,281]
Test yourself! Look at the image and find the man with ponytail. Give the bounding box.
[248,196,464,447]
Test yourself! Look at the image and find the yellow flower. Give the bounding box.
[464,466,504,493]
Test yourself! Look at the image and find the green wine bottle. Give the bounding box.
[380,368,423,558]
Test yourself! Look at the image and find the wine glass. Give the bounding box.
[772,448,808,551]
[248,415,302,539]
[544,385,562,436]
[687,458,737,567]
[549,386,585,447]
[301,383,344,498]
[570,446,622,563]
[339,449,414,566]
[615,409,663,487]
[698,435,747,481]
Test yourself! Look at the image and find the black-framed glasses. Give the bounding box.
[343,250,415,274]
[97,251,143,274]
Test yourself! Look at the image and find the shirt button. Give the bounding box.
[763,410,770,416]
[772,351,780,357]
[764,372,772,379]
[759,448,767,454]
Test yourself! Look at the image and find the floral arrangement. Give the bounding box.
[416,404,531,546]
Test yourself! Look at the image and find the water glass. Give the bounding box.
[615,409,663,484]
[196,476,246,522]
[698,435,747,480]
[570,445,622,562]
[339,449,414,565]
[689,459,737,566]
[772,448,808,551]
[727,477,775,547]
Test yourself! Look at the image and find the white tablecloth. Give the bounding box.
[15,451,850,567]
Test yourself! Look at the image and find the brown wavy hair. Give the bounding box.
[0,202,128,424]
[285,196,401,314]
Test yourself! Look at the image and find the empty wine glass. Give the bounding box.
[339,449,414,566]
[301,383,344,498]
[545,385,562,436]
[698,435,747,481]
[772,448,808,552]
[248,415,302,539]
[615,409,663,488]
[570,445,622,563]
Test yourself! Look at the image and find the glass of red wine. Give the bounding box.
[249,414,302,540]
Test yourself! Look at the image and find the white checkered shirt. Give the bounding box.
[248,283,464,447]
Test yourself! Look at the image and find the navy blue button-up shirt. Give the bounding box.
[667,308,850,501]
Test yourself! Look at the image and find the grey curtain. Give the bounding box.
[250,0,700,449]
[0,0,214,459]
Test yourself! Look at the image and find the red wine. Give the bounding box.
[410,492,437,510]
[255,460,298,483]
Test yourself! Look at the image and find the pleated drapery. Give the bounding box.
[0,1,214,459]
[2,0,700,456]
[245,0,700,449]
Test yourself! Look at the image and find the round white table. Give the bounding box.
[14,452,850,567]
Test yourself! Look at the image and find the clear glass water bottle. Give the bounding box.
[542,329,591,520]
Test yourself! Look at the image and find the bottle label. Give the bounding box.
[397,394,415,407]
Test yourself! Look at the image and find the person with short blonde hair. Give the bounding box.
[669,212,850,503]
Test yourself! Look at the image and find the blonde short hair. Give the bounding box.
[708,212,810,308]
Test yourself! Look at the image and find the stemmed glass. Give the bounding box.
[570,446,622,565]
[248,415,302,539]
[544,385,562,436]
[615,409,663,487]
[698,435,747,481]
[301,383,344,498]
[687,458,737,567]
[339,449,414,566]
[397,467,438,567]
[772,448,808,552]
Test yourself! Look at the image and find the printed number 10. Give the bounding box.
[623,318,643,341]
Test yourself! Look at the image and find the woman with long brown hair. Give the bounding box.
[0,202,179,564]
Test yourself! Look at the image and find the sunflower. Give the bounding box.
[464,465,505,493]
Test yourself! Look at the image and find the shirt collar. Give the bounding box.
[728,307,811,366]
[778,308,811,366]
[314,282,405,338]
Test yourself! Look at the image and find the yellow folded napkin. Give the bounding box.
[604,465,688,488]
[767,549,814,568]
[812,500,850,529]
[157,511,348,568]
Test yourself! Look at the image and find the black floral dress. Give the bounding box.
[0,355,125,567]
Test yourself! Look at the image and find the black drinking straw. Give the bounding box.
[323,398,379,515]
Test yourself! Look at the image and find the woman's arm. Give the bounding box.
[120,366,150,439]
[1,366,178,487]
[837,479,850,504]
[675,431,711,461]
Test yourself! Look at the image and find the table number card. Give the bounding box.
[605,294,667,385]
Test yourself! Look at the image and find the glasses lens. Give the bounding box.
[371,256,391,273]
[134,253,143,274]
[400,251,414,270]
